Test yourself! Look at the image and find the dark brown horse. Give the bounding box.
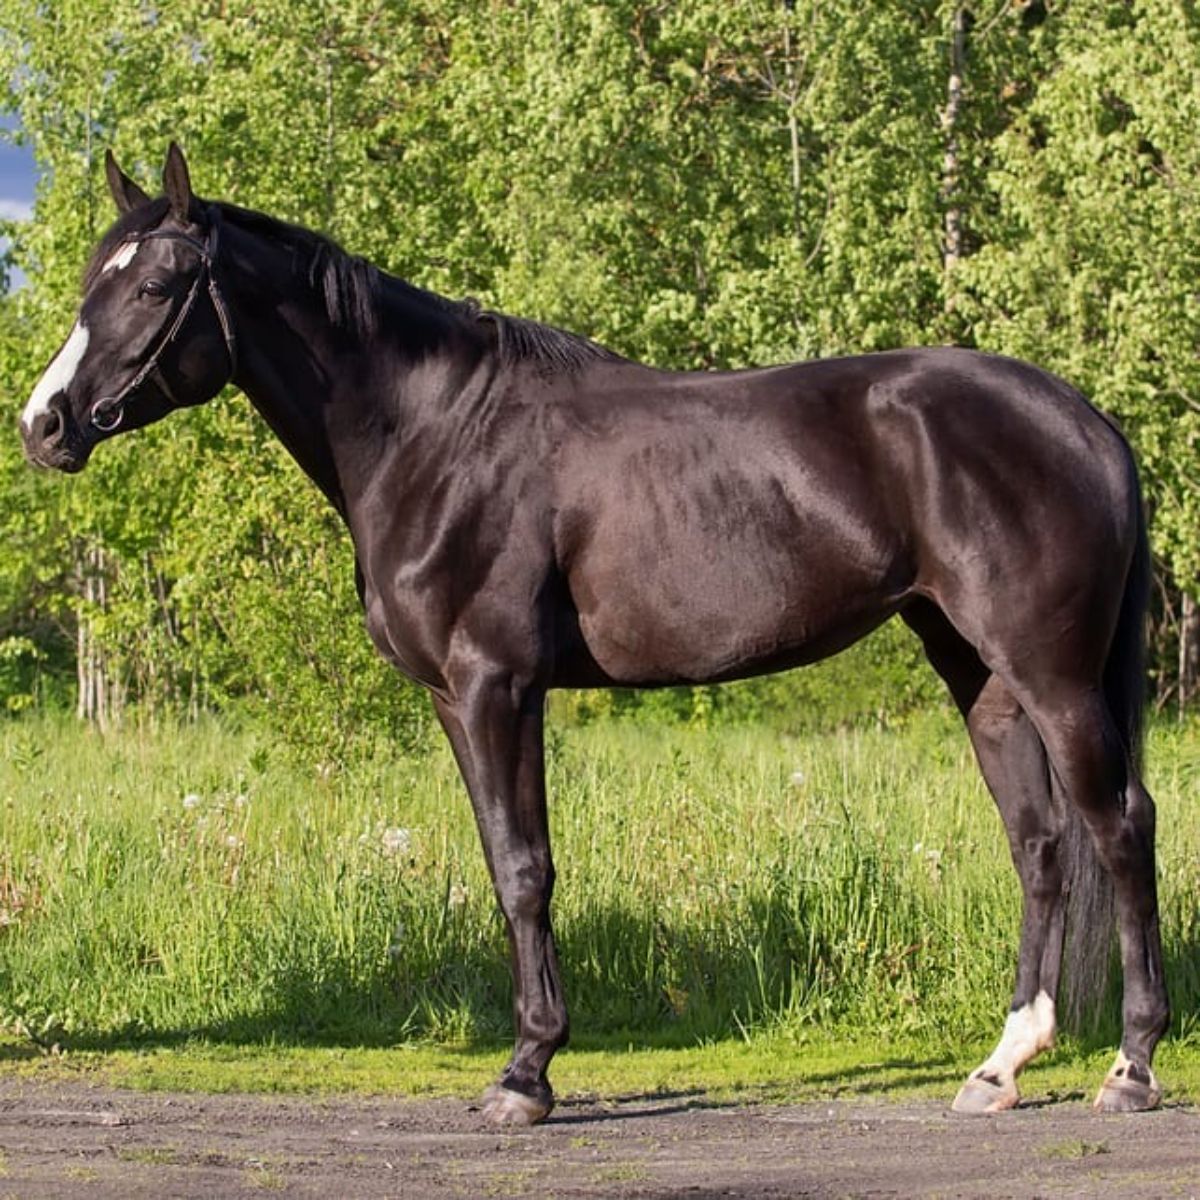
[21,145,1168,1124]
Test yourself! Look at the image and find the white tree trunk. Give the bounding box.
[941,6,967,292]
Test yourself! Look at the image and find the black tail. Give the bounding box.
[1060,477,1150,1032]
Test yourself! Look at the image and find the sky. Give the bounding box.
[0,116,37,288]
[0,115,35,218]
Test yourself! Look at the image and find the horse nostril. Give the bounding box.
[41,405,63,446]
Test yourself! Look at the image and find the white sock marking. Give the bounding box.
[102,241,139,273]
[978,990,1056,1080]
[22,321,89,432]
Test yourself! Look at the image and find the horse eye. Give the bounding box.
[138,279,165,298]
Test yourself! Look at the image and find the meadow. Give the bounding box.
[0,710,1196,1100]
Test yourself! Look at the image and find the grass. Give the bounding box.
[116,1146,179,1165]
[1036,1139,1110,1160]
[5,1029,1200,1105]
[0,710,1197,1102]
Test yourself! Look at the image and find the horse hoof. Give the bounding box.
[1094,1052,1161,1113]
[480,1083,553,1127]
[1094,1078,1161,1112]
[951,1072,1019,1114]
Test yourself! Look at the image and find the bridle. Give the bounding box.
[89,206,238,433]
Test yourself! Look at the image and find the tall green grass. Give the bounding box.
[0,712,1196,1055]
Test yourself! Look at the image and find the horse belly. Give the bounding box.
[564,511,901,686]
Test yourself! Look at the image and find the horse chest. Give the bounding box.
[356,536,467,687]
[355,506,552,689]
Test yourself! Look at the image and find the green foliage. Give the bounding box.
[0,1,1196,730]
[557,618,942,730]
[959,0,1200,592]
[171,422,433,760]
[0,636,42,712]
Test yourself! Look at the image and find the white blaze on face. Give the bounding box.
[22,320,90,433]
[102,241,139,273]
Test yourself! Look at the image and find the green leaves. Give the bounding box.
[959,0,1200,597]
[0,0,1198,722]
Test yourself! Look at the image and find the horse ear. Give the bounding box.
[105,150,150,215]
[162,141,197,221]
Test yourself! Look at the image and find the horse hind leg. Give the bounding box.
[903,602,1067,1113]
[951,679,1068,1113]
[1018,686,1169,1112]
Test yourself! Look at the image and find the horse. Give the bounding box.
[19,144,1169,1125]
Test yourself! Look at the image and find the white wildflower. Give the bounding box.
[448,882,468,908]
[182,793,201,810]
[387,922,405,960]
[790,769,805,786]
[380,827,411,857]
[225,834,242,850]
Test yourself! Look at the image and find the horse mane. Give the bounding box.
[85,197,619,372]
[213,203,383,339]
[454,298,621,372]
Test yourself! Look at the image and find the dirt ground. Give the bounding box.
[0,1079,1196,1199]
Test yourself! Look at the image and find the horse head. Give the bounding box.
[21,143,235,472]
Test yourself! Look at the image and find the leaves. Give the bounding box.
[0,0,1197,723]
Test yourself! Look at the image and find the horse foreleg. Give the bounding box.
[433,681,568,1126]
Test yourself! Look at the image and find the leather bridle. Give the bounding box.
[89,206,237,433]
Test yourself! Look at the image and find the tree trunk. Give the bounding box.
[1180,590,1200,714]
[75,543,117,731]
[941,6,968,298]
[781,0,803,243]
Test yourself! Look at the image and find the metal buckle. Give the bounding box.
[90,397,125,432]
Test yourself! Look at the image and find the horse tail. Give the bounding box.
[1104,477,1151,774]
[1060,464,1150,1033]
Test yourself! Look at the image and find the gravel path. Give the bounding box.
[0,1079,1196,1198]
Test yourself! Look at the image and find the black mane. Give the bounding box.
[86,198,619,372]
[217,203,383,339]
[454,297,621,372]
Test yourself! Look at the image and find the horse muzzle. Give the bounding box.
[21,393,91,473]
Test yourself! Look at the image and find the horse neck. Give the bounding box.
[219,213,488,517]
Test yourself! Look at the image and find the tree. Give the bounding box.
[960,0,1200,704]
[0,0,1197,728]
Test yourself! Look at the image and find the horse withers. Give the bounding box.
[20,144,1169,1123]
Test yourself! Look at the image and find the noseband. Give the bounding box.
[89,207,238,433]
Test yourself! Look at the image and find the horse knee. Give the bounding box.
[528,1003,570,1050]
[495,859,555,924]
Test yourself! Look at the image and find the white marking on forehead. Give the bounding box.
[102,241,139,273]
[22,321,90,431]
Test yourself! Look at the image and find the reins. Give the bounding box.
[89,206,237,433]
